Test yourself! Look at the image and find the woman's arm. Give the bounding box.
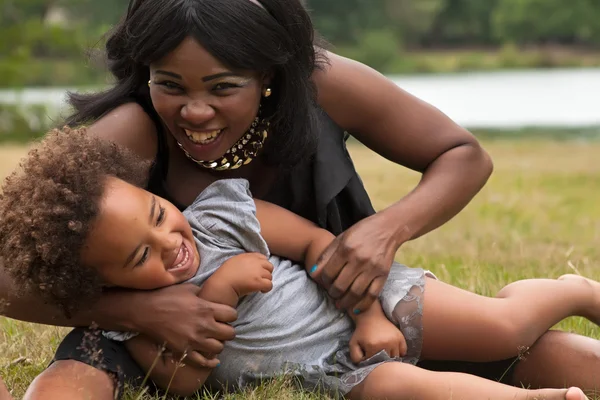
[311,52,493,310]
[315,51,493,241]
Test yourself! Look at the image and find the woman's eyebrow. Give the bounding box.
[201,72,238,82]
[155,70,182,79]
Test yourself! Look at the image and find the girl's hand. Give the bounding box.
[312,212,399,312]
[216,253,274,297]
[349,312,407,363]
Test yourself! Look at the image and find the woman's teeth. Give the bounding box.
[184,129,222,144]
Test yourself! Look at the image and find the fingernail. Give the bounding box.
[353,309,361,315]
[216,363,221,367]
[310,265,317,274]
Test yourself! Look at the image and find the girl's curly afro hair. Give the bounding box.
[0,127,151,317]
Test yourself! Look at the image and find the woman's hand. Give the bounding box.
[131,283,238,368]
[312,211,400,312]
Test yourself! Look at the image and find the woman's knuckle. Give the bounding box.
[339,242,353,255]
[350,287,363,297]
[375,264,388,275]
[355,253,369,264]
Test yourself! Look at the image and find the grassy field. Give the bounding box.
[1,138,600,399]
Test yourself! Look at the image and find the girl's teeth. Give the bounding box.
[185,129,222,144]
[171,246,189,270]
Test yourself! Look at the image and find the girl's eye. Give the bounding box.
[135,248,149,267]
[156,206,166,225]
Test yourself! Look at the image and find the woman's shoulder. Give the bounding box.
[312,50,412,139]
[86,102,159,161]
[312,50,378,132]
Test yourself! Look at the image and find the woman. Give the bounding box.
[0,0,598,399]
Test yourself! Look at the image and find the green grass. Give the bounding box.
[1,138,600,398]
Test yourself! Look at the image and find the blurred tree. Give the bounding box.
[306,0,392,45]
[384,0,446,46]
[492,0,600,45]
[424,0,500,47]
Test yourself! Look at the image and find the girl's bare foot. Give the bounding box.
[565,387,589,400]
[558,274,600,324]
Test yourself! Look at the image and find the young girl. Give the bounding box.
[0,128,595,400]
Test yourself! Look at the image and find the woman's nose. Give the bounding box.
[181,98,216,125]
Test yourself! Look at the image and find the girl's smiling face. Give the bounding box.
[81,177,200,290]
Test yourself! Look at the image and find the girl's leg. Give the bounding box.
[419,275,600,361]
[348,362,587,400]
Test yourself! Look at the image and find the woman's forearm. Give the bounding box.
[1,266,138,330]
[385,142,493,245]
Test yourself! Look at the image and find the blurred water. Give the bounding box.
[1,68,600,129]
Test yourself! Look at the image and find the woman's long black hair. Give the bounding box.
[66,0,328,166]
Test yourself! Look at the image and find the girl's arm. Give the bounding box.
[254,199,334,272]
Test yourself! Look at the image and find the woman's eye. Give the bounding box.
[213,82,239,91]
[157,81,182,90]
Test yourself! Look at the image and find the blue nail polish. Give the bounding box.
[353,309,361,315]
[310,265,317,274]
[216,363,221,367]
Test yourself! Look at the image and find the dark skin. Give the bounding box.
[5,49,600,400]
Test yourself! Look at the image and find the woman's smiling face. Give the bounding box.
[149,36,270,162]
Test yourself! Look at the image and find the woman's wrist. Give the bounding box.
[374,207,414,250]
[90,288,147,332]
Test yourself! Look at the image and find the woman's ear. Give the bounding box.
[261,71,274,87]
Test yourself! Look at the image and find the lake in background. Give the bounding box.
[1,68,599,129]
